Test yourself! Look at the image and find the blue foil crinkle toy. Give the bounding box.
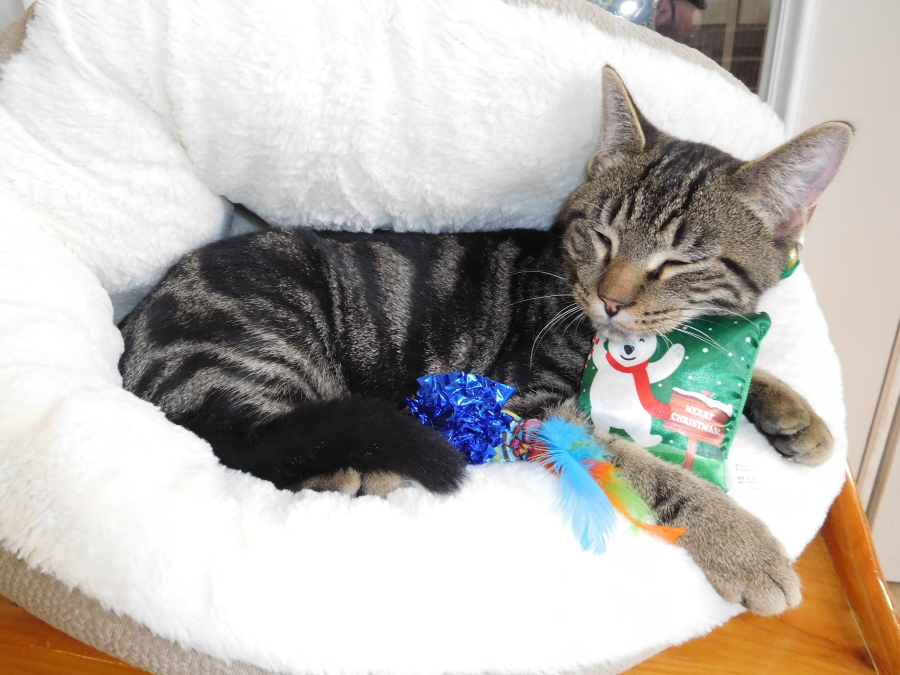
[406,372,516,464]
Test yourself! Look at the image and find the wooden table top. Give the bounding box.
[0,532,878,675]
[629,534,876,674]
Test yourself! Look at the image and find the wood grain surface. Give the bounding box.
[0,593,144,675]
[0,531,878,675]
[823,467,900,675]
[627,534,876,674]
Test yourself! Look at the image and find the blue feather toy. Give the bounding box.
[531,417,618,555]
[408,372,685,555]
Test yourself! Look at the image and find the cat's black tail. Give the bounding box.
[178,395,467,494]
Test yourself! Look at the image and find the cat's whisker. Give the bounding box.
[561,307,588,336]
[512,293,574,306]
[511,270,566,281]
[672,325,742,366]
[533,307,580,350]
[549,305,582,336]
[691,306,765,333]
[677,323,732,354]
[574,314,589,333]
[530,304,580,365]
[671,327,724,356]
[689,316,764,345]
[674,323,725,349]
[531,305,577,346]
[674,323,721,350]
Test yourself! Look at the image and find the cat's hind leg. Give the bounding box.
[179,395,467,496]
[298,468,363,495]
[297,469,407,497]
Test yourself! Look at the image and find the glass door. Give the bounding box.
[591,0,775,93]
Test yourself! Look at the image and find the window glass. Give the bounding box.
[589,0,770,92]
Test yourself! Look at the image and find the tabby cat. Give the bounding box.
[119,68,852,615]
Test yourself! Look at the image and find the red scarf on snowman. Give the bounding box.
[606,351,672,421]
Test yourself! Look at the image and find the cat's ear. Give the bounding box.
[736,121,853,243]
[588,67,646,179]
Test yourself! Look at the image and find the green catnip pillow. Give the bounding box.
[579,313,771,489]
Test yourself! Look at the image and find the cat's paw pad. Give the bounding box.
[748,384,834,466]
[297,468,362,495]
[359,471,406,497]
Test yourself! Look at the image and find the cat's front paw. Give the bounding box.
[678,492,801,615]
[601,433,801,615]
[745,369,834,466]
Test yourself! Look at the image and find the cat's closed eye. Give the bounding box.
[591,228,613,261]
[649,259,692,280]
[593,230,612,248]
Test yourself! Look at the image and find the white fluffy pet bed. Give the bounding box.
[0,1,847,674]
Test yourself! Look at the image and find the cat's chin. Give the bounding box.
[590,312,688,342]
[590,321,649,342]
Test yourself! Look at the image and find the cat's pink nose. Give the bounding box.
[600,297,623,317]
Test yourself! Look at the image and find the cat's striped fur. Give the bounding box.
[119,68,852,614]
[121,228,591,493]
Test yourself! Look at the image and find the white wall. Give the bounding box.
[798,0,900,475]
[796,0,900,578]
[0,0,23,29]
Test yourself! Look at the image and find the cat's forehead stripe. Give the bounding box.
[604,198,621,226]
[670,219,688,248]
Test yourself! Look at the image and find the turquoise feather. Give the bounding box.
[534,417,617,555]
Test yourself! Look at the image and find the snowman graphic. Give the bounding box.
[588,335,685,448]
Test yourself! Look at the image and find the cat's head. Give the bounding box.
[559,67,852,341]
